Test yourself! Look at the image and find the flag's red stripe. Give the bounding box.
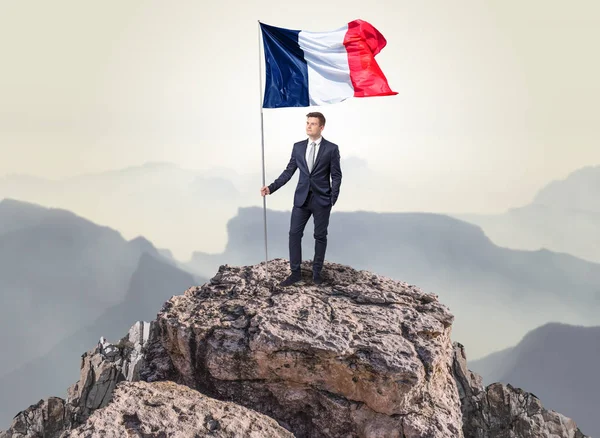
[343,20,398,98]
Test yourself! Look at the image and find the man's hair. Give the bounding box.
[306,112,326,127]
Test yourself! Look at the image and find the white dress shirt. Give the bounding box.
[306,137,322,170]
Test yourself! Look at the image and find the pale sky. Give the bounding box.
[1,0,599,214]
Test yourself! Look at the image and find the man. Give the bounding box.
[260,112,342,286]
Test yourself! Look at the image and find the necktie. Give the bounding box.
[308,142,316,172]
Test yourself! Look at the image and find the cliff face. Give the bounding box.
[452,343,587,438]
[0,259,588,438]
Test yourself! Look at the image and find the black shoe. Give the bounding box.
[313,273,323,285]
[279,273,302,287]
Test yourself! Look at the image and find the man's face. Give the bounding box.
[306,117,324,138]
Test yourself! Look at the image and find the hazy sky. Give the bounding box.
[1,0,599,214]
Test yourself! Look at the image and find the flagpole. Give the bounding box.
[258,20,269,281]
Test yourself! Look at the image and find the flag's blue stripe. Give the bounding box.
[260,23,309,108]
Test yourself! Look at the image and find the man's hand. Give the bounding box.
[260,186,270,197]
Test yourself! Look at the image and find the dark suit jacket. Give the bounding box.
[268,138,342,208]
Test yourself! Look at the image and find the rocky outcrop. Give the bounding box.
[68,380,294,437]
[0,259,589,437]
[148,259,462,437]
[453,342,586,438]
[0,321,151,438]
[66,321,151,424]
[0,398,67,438]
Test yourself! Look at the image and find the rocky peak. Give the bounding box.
[146,259,461,437]
[0,259,588,437]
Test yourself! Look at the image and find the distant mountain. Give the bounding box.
[533,165,600,212]
[464,346,515,385]
[0,199,139,376]
[0,198,203,378]
[469,323,600,438]
[455,164,600,263]
[0,158,403,260]
[185,207,600,361]
[0,251,203,429]
[0,162,243,260]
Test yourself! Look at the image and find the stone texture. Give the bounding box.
[0,320,151,437]
[150,259,463,437]
[453,342,587,438]
[66,320,151,424]
[0,397,66,438]
[67,380,294,437]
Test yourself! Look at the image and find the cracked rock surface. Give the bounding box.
[0,321,151,438]
[68,380,294,437]
[453,342,587,438]
[150,259,463,437]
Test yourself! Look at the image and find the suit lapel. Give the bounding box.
[311,138,327,174]
[301,139,309,173]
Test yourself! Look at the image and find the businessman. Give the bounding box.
[260,112,342,287]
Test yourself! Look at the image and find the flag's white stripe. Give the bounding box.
[298,25,354,106]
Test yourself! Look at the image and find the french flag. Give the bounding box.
[260,20,398,108]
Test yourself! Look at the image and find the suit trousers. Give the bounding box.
[289,190,332,275]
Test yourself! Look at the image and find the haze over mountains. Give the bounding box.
[3,161,598,265]
[0,162,243,260]
[1,199,139,374]
[455,165,600,263]
[470,323,600,438]
[0,199,204,428]
[0,158,418,260]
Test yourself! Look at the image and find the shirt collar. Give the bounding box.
[308,137,322,146]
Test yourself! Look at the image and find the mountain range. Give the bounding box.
[0,198,205,428]
[0,158,438,261]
